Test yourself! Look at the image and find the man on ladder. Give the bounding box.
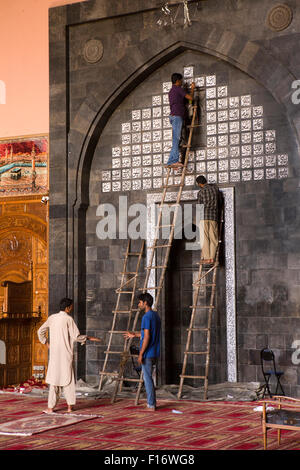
[166,73,195,169]
[196,175,222,265]
[124,293,161,411]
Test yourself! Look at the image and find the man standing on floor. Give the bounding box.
[124,293,161,411]
[38,298,101,414]
[166,73,195,168]
[196,175,221,265]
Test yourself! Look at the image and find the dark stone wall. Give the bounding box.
[49,0,300,394]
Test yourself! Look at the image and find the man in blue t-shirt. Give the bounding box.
[124,293,161,411]
[166,72,195,168]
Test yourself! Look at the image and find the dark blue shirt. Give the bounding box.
[168,85,187,118]
[140,309,161,358]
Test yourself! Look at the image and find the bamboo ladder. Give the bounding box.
[177,209,224,400]
[98,239,145,397]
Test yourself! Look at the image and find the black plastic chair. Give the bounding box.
[260,348,285,398]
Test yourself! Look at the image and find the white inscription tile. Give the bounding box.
[242,170,252,181]
[163,105,170,116]
[206,75,216,87]
[102,170,111,181]
[207,148,217,159]
[207,136,217,148]
[163,94,169,105]
[218,172,229,183]
[112,158,121,168]
[207,124,217,135]
[207,172,217,183]
[152,95,162,106]
[142,179,152,190]
[230,133,240,145]
[153,142,162,153]
[163,117,172,128]
[132,179,142,191]
[266,168,277,179]
[229,108,240,120]
[230,159,240,170]
[196,149,206,160]
[230,171,240,182]
[112,146,121,157]
[241,157,252,168]
[163,129,172,140]
[142,120,152,131]
[253,156,264,167]
[265,142,276,154]
[206,99,217,111]
[122,168,131,179]
[254,169,264,180]
[241,120,251,132]
[196,162,206,172]
[112,181,121,191]
[142,132,152,143]
[122,157,131,167]
[218,147,229,159]
[253,131,263,143]
[142,108,151,119]
[132,144,141,155]
[252,106,263,117]
[218,110,228,122]
[218,159,228,171]
[218,135,228,146]
[265,130,276,141]
[122,146,131,156]
[153,166,162,177]
[229,121,240,133]
[207,161,217,172]
[122,134,131,145]
[242,145,252,156]
[218,122,229,134]
[206,87,216,99]
[102,182,111,192]
[195,76,205,87]
[142,143,152,154]
[241,107,252,119]
[142,167,152,178]
[142,155,152,166]
[229,97,239,108]
[153,118,162,129]
[184,66,194,78]
[253,118,263,130]
[241,95,251,106]
[122,180,131,191]
[207,112,217,123]
[153,178,162,189]
[230,146,240,157]
[278,167,288,178]
[162,82,172,93]
[266,155,276,166]
[241,132,252,144]
[253,144,264,155]
[153,154,162,165]
[132,156,142,167]
[218,86,228,97]
[132,121,141,132]
[132,167,141,179]
[122,122,131,133]
[132,110,141,120]
[278,154,288,165]
[153,107,162,118]
[218,98,228,109]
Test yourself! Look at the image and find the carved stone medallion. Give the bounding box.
[267,4,293,31]
[83,39,104,64]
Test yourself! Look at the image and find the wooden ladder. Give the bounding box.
[106,102,201,405]
[98,239,145,397]
[177,211,224,400]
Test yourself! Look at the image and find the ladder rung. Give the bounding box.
[99,372,119,377]
[146,265,167,270]
[157,224,174,228]
[184,351,209,355]
[148,244,172,249]
[108,330,130,334]
[120,272,139,275]
[187,328,209,332]
[163,184,185,188]
[115,290,134,294]
[193,283,216,287]
[104,350,138,356]
[128,252,142,256]
[112,309,139,314]
[189,305,214,309]
[138,286,162,290]
[180,375,206,379]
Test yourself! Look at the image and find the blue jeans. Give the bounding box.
[167,115,183,165]
[141,357,157,408]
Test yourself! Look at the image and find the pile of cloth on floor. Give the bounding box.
[0,376,48,394]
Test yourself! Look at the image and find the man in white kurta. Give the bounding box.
[38,298,100,413]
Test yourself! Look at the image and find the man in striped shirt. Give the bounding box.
[196,175,221,265]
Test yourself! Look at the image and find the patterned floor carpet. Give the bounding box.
[0,394,299,450]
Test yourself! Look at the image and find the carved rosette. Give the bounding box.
[83,39,104,64]
[267,4,293,31]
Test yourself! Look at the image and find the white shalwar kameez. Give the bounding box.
[38,311,87,409]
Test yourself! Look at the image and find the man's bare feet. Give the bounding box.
[67,406,73,413]
[43,408,54,414]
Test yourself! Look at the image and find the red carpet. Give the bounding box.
[0,394,299,450]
